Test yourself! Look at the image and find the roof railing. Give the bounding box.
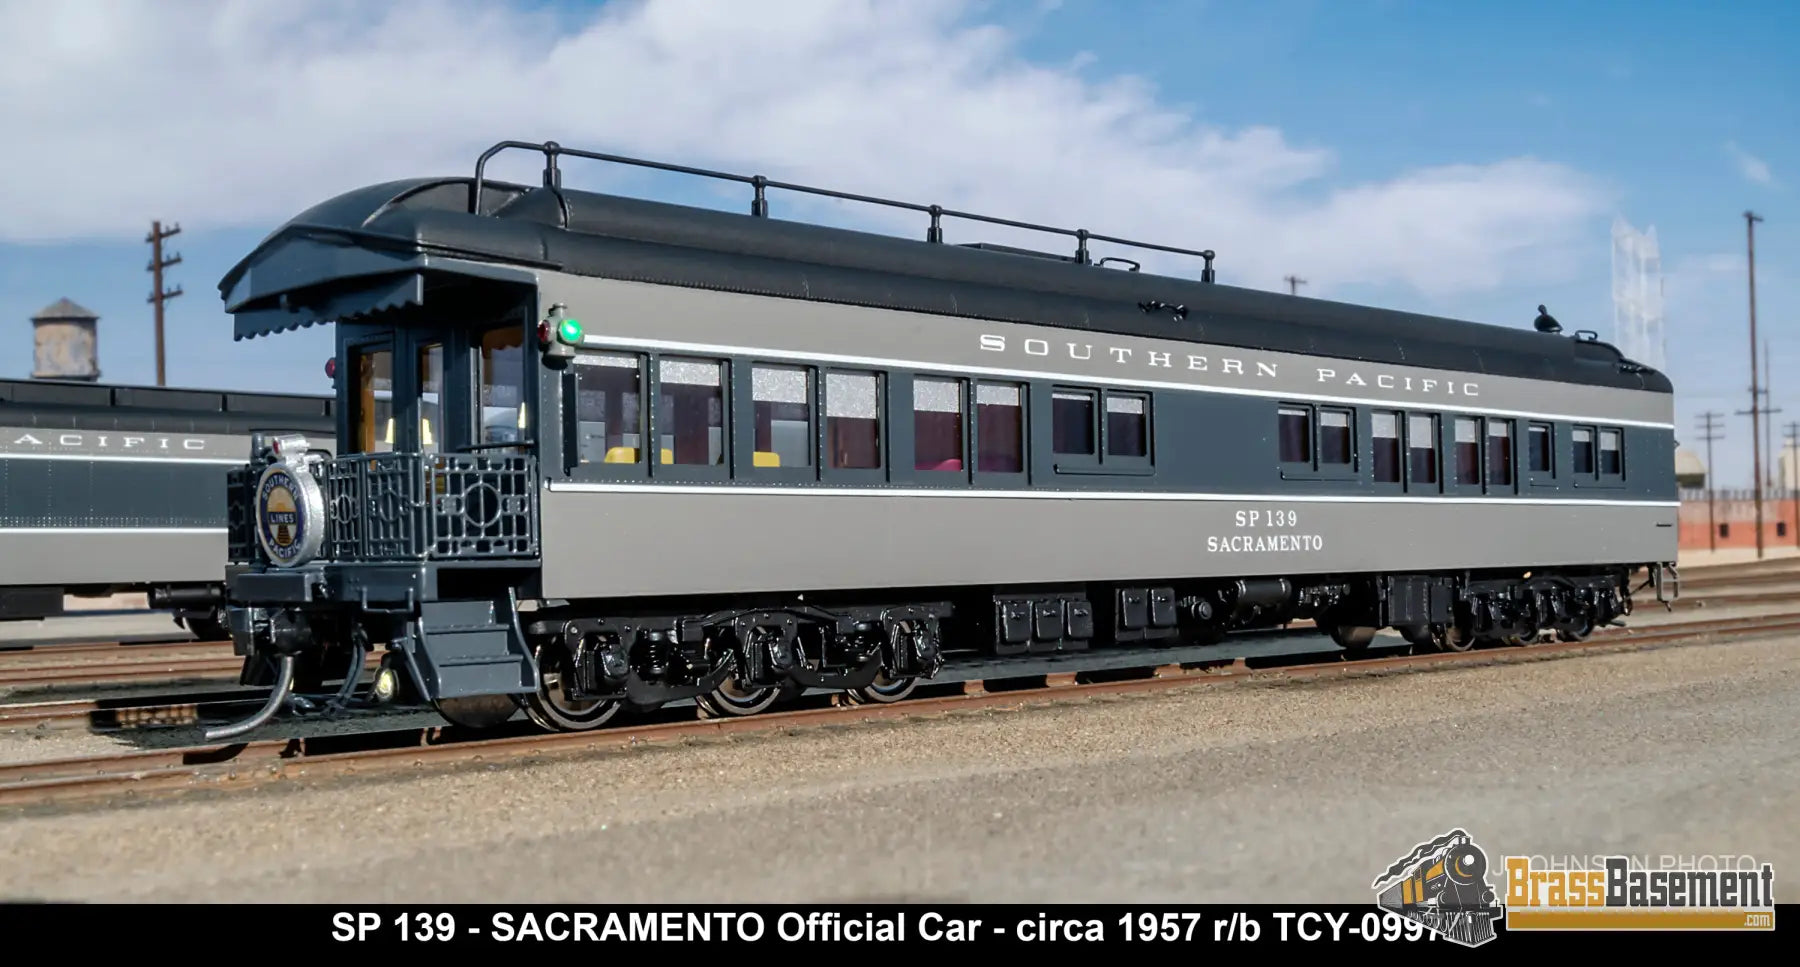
[469,140,1217,282]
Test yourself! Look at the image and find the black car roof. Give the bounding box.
[217,149,1670,394]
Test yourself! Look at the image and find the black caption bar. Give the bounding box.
[0,904,1788,952]
[334,904,1789,951]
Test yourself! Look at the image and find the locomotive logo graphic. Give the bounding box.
[254,451,324,568]
[1371,828,1502,948]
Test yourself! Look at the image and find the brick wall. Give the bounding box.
[1680,490,1800,549]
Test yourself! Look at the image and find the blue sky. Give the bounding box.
[1,0,1793,486]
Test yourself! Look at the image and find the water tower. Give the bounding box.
[31,298,100,381]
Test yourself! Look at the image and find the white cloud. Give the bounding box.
[1725,142,1775,187]
[0,0,1606,299]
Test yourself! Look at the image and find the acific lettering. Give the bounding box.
[6,431,207,451]
[1315,367,1478,397]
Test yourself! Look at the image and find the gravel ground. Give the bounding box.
[0,630,1794,905]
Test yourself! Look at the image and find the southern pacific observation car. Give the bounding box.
[209,139,1680,738]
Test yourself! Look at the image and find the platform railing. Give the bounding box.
[227,452,538,566]
[324,451,538,562]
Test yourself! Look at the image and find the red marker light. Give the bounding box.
[536,319,552,345]
[324,357,337,378]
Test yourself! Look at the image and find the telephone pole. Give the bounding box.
[1284,274,1306,296]
[1786,422,1800,547]
[147,220,183,387]
[1697,411,1724,551]
[1736,383,1776,554]
[1765,340,1775,488]
[1745,210,1765,558]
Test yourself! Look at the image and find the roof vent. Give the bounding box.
[1139,300,1187,321]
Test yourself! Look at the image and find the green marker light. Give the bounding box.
[558,318,583,344]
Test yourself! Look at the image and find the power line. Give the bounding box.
[146,220,183,387]
[1284,274,1306,296]
[1696,411,1725,552]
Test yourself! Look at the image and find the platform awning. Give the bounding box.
[219,224,440,340]
[229,270,425,341]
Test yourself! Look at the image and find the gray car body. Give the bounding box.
[531,273,1675,602]
[210,169,1677,660]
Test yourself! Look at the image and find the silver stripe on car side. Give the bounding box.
[545,481,1678,507]
[0,527,228,534]
[577,333,1676,430]
[0,453,246,465]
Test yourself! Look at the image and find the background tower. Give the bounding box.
[1611,216,1666,370]
[31,298,100,381]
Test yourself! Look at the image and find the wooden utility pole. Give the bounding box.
[1284,274,1306,296]
[1787,422,1800,547]
[147,220,183,387]
[1745,210,1765,558]
[1765,340,1776,489]
[1697,411,1724,551]
[1735,380,1777,552]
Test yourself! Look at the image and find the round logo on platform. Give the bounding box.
[255,463,323,568]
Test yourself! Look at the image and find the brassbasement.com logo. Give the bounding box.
[1501,853,1776,931]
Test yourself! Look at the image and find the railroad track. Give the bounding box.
[0,630,203,652]
[0,653,241,689]
[1673,590,1800,609]
[1665,556,1800,579]
[1676,570,1800,592]
[1622,560,1792,587]
[0,585,1791,732]
[0,637,206,657]
[0,687,300,731]
[3,608,1796,811]
[0,556,1778,694]
[0,646,376,692]
[0,570,1790,718]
